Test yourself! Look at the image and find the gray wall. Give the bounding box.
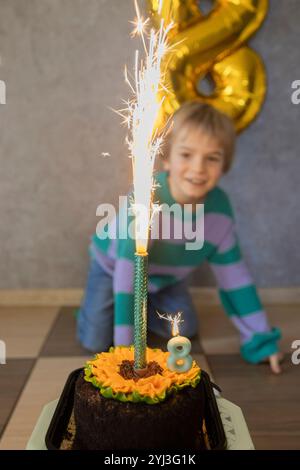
[0,0,299,288]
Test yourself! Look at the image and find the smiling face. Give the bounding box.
[164,125,225,205]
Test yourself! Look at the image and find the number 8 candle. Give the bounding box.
[157,311,193,373]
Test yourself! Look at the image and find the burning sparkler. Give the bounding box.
[118,0,173,371]
[123,1,172,255]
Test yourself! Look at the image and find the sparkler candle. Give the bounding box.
[157,312,193,373]
[119,1,172,372]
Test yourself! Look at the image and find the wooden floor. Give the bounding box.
[0,300,299,450]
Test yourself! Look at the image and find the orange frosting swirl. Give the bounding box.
[84,346,201,403]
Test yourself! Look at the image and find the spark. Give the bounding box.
[101,152,110,158]
[130,15,150,38]
[130,0,149,54]
[157,311,184,337]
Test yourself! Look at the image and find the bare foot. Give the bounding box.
[269,352,284,374]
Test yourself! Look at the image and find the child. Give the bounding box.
[77,102,282,373]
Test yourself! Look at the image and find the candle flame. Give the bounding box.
[157,311,184,337]
[117,1,173,254]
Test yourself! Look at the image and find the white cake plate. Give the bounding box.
[26,393,254,450]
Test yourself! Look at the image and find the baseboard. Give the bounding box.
[0,289,83,307]
[0,287,299,307]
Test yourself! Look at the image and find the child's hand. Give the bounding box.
[269,352,284,374]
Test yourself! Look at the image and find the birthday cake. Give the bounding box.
[72,346,205,450]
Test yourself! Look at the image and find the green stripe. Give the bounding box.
[240,328,281,364]
[154,172,176,207]
[208,242,242,264]
[117,236,135,259]
[204,186,234,218]
[219,285,263,317]
[149,241,209,266]
[114,293,134,325]
[150,274,178,289]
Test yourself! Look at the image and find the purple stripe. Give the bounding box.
[148,264,193,278]
[114,258,134,293]
[218,227,236,253]
[151,212,232,246]
[204,213,233,246]
[231,311,270,343]
[107,238,116,258]
[210,260,253,290]
[102,217,117,258]
[114,325,134,346]
[90,244,115,275]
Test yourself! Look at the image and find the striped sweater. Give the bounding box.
[92,171,280,363]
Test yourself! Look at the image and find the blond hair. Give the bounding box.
[162,102,236,173]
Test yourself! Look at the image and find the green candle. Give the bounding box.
[133,252,148,370]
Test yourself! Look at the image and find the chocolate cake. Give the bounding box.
[72,346,205,450]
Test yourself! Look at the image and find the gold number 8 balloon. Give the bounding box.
[148,0,268,132]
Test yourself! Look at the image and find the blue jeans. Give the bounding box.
[77,259,199,352]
